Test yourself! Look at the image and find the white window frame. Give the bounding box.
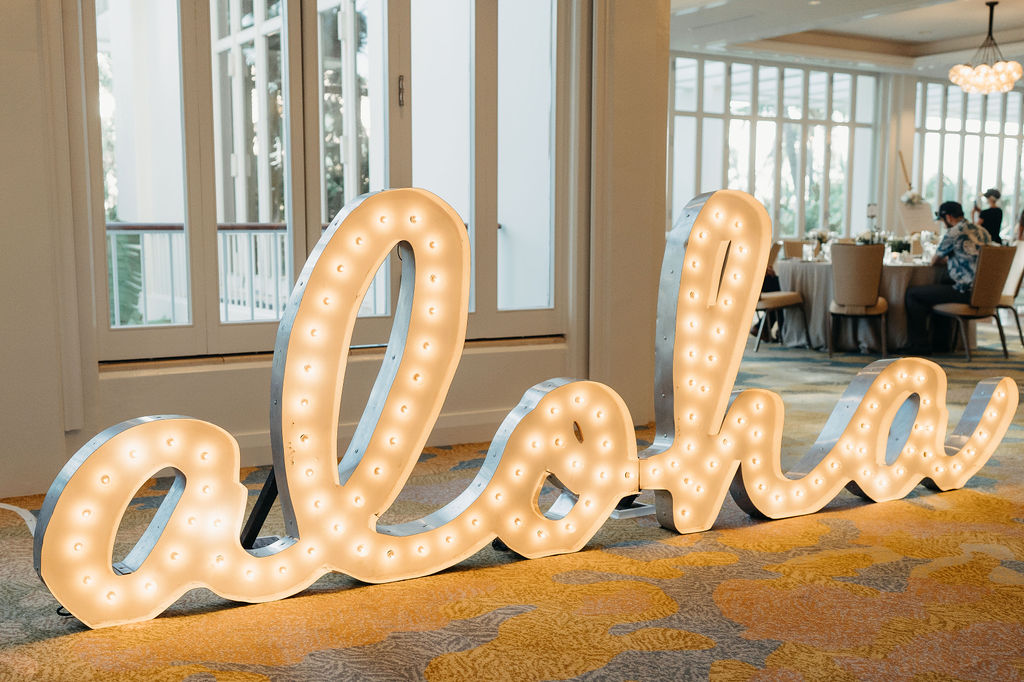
[667,52,882,239]
[911,79,1023,239]
[74,0,573,361]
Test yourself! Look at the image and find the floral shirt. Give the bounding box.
[935,219,992,292]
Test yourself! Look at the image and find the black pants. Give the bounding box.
[905,281,971,352]
[760,272,781,336]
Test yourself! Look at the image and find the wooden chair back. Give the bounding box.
[971,246,1017,309]
[830,243,884,307]
[768,242,781,267]
[782,240,814,259]
[1001,241,1024,300]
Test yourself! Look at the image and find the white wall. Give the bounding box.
[0,0,73,498]
[881,73,925,233]
[589,0,670,423]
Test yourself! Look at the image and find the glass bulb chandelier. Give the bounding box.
[949,1,1022,94]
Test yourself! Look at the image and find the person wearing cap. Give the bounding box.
[972,188,1003,244]
[904,201,992,354]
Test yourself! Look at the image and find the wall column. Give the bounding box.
[588,0,670,425]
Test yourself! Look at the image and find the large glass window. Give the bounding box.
[315,0,387,317]
[668,55,879,237]
[97,0,190,328]
[912,81,1023,240]
[410,0,473,309]
[496,0,556,310]
[211,2,293,323]
[88,0,568,360]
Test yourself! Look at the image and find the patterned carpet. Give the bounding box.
[1,327,1022,680]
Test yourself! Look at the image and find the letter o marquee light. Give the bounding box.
[33,189,1017,628]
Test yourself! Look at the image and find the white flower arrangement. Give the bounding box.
[807,228,836,245]
[901,190,924,205]
[855,230,884,245]
[918,230,937,245]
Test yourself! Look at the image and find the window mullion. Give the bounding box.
[666,58,676,229]
[341,0,360,204]
[315,3,329,225]
[231,42,247,219]
[995,95,1006,200]
[694,59,703,193]
[180,0,217,353]
[255,20,271,222]
[842,77,853,236]
[971,94,980,199]
[773,68,782,237]
[468,0,498,325]
[722,63,730,188]
[797,71,808,238]
[747,67,756,196]
[937,85,947,202]
[917,82,927,194]
[821,73,832,232]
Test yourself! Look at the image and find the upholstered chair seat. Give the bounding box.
[932,245,1017,361]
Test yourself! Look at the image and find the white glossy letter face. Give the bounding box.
[34,189,1018,628]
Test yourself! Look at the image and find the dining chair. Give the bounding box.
[827,243,887,358]
[781,240,815,260]
[768,241,782,268]
[996,241,1024,348]
[910,237,923,256]
[933,245,1017,361]
[754,291,813,352]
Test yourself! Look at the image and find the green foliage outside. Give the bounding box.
[107,236,143,326]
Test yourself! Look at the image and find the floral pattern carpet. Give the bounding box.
[1,331,1022,680]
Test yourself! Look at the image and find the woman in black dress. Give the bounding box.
[972,188,1003,243]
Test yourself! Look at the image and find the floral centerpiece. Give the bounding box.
[807,228,837,246]
[855,230,884,245]
[901,190,924,205]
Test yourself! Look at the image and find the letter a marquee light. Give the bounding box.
[34,189,1017,628]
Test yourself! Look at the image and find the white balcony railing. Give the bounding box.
[106,223,290,327]
[215,224,291,323]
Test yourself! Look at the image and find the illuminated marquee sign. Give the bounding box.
[34,189,1017,628]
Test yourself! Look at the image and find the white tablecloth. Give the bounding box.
[774,260,945,352]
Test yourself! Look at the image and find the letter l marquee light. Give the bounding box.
[33,189,1018,628]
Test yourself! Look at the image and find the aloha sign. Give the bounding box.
[34,189,1017,628]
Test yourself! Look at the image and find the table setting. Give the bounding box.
[773,229,946,352]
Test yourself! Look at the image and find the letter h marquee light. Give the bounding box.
[34,189,1017,628]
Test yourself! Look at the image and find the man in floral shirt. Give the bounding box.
[904,201,991,354]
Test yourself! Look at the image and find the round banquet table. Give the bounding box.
[773,260,946,352]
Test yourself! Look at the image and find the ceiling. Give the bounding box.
[839,0,1024,44]
[670,0,1024,78]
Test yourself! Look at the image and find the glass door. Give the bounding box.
[404,0,566,341]
[89,0,569,359]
